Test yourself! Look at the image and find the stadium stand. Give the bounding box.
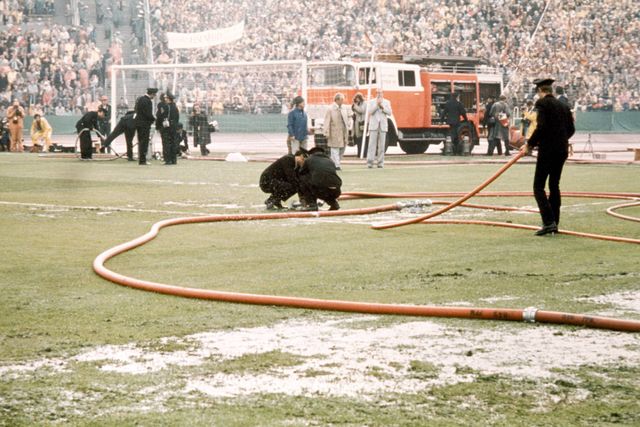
[0,0,638,116]
[145,0,640,110]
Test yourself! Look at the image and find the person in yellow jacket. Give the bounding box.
[30,113,53,152]
[521,100,537,140]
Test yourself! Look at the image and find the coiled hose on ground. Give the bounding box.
[93,152,640,332]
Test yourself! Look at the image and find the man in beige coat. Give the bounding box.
[324,92,349,170]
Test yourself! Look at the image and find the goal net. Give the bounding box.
[109,60,307,137]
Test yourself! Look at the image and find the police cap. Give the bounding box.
[533,78,555,88]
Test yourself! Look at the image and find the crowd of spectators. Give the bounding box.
[0,23,111,115]
[1,0,639,118]
[153,68,298,117]
[1,0,55,25]
[146,0,639,111]
[0,0,134,116]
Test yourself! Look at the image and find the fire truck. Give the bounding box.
[306,55,503,154]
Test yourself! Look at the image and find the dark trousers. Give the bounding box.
[160,128,177,164]
[103,120,135,159]
[79,130,93,159]
[487,138,504,155]
[259,175,297,202]
[299,175,341,205]
[533,154,567,226]
[449,124,461,155]
[136,125,150,164]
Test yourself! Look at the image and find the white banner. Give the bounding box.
[167,21,245,50]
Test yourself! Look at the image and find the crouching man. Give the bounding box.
[260,149,308,210]
[30,113,53,152]
[298,148,342,211]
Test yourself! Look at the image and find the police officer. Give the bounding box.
[259,150,308,210]
[102,110,136,161]
[522,78,575,236]
[134,87,157,165]
[155,93,180,165]
[75,107,106,160]
[441,92,468,155]
[97,95,112,152]
[298,148,342,211]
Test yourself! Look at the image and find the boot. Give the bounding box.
[535,222,558,236]
[265,197,283,211]
[30,144,40,153]
[327,200,340,211]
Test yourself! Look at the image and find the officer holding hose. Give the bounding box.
[521,78,575,236]
[75,107,106,160]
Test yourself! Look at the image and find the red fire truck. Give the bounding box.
[306,55,503,154]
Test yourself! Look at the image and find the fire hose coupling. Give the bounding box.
[523,306,538,323]
[396,200,433,211]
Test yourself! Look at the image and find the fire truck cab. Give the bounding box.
[306,55,502,154]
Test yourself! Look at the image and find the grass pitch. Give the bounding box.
[0,153,639,426]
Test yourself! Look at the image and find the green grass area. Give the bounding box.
[1,153,639,425]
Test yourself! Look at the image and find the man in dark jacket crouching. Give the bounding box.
[260,149,308,210]
[298,148,342,211]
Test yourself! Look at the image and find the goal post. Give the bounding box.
[109,60,308,137]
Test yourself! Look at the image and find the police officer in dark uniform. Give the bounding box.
[298,148,342,211]
[441,92,468,155]
[522,78,575,236]
[155,92,180,165]
[134,87,157,165]
[259,150,308,210]
[97,95,112,152]
[75,107,106,159]
[102,110,136,161]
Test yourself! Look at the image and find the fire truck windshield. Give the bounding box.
[309,64,356,87]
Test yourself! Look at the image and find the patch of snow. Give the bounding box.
[580,290,640,312]
[480,296,519,304]
[2,316,639,400]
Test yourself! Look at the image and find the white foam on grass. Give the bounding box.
[225,152,248,162]
[163,201,241,209]
[579,290,640,312]
[0,200,212,216]
[480,296,519,304]
[2,315,639,400]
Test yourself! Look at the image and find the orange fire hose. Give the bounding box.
[93,154,640,332]
[372,151,527,230]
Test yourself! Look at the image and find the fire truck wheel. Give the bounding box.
[399,141,429,154]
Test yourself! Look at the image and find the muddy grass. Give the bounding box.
[1,155,639,425]
[2,291,639,416]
